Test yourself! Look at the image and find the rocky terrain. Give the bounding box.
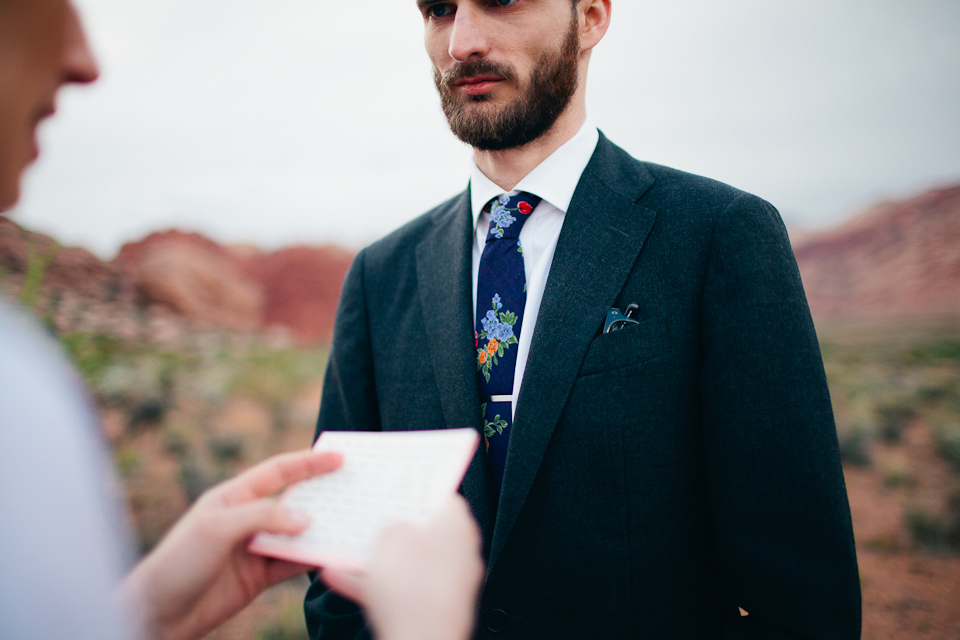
[0,220,353,345]
[4,183,957,343]
[794,185,960,321]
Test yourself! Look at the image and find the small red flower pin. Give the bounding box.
[518,201,533,215]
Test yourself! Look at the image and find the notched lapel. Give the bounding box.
[489,136,658,570]
[414,189,494,549]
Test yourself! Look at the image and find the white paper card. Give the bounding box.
[249,428,478,569]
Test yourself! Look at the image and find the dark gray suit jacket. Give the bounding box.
[305,133,860,640]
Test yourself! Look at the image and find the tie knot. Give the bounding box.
[486,192,541,240]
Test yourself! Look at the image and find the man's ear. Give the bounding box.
[580,0,611,52]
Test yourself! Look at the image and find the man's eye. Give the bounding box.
[427,3,455,18]
[494,0,519,5]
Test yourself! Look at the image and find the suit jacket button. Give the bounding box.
[485,608,509,633]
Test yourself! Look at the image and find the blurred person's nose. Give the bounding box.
[448,6,490,62]
[61,2,99,85]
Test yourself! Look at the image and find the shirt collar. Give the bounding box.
[469,118,600,224]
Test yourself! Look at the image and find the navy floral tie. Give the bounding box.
[475,191,541,491]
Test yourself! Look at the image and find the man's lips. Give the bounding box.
[29,105,56,159]
[454,75,503,96]
[32,104,56,127]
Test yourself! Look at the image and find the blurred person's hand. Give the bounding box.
[321,496,484,640]
[120,449,342,640]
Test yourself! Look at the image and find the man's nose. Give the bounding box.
[61,2,99,85]
[448,6,489,62]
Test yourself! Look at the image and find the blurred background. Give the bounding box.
[1,0,959,638]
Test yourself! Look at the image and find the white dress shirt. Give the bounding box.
[470,120,600,419]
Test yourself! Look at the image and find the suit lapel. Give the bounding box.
[489,135,658,570]
[415,188,495,550]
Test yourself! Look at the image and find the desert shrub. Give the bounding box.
[947,491,960,552]
[115,446,141,478]
[128,398,168,431]
[913,366,960,410]
[19,241,58,309]
[230,347,327,406]
[904,339,960,364]
[208,434,245,462]
[906,502,960,554]
[60,331,126,387]
[862,534,903,553]
[819,340,839,362]
[905,509,949,549]
[933,425,960,473]
[174,360,231,405]
[163,424,191,456]
[257,591,309,640]
[881,458,915,489]
[62,333,187,415]
[179,454,212,503]
[917,382,952,404]
[875,398,916,443]
[259,628,304,640]
[837,425,871,466]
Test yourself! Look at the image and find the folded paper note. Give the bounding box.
[249,428,479,569]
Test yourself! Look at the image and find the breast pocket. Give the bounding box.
[578,315,672,377]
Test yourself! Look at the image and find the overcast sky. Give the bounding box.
[10,0,960,258]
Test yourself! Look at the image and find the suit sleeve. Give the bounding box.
[304,248,379,640]
[699,194,861,640]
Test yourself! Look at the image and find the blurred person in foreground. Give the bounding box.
[0,1,483,639]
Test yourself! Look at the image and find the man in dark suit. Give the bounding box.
[306,0,861,638]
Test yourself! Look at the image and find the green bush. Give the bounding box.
[19,241,58,309]
[882,465,915,489]
[904,339,960,364]
[230,347,327,405]
[60,332,126,387]
[208,434,245,462]
[837,425,871,466]
[128,398,168,431]
[905,509,949,549]
[259,626,307,640]
[257,592,308,640]
[179,454,211,503]
[934,426,960,473]
[875,399,915,443]
[948,491,960,552]
[114,446,141,478]
[163,424,191,457]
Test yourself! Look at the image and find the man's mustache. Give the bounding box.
[436,60,518,90]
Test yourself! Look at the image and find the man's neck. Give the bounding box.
[472,102,587,193]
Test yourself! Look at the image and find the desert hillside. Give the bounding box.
[0,220,353,344]
[794,185,960,320]
[116,230,354,342]
[4,182,959,343]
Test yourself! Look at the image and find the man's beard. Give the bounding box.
[433,14,580,152]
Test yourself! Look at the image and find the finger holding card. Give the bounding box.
[120,449,343,640]
[322,495,485,640]
[249,428,479,570]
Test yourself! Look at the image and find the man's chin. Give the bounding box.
[449,95,516,123]
[0,161,25,212]
[0,189,20,213]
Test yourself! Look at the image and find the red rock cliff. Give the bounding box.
[793,185,960,320]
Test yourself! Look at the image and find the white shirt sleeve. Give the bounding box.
[0,300,138,640]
